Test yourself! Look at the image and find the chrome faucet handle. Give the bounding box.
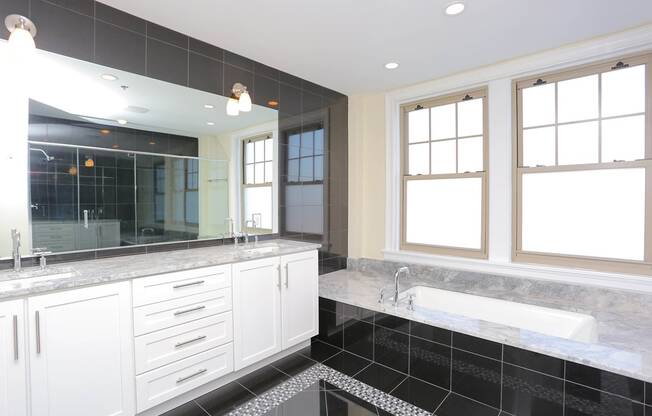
[31,248,51,270]
[378,288,386,304]
[407,293,416,311]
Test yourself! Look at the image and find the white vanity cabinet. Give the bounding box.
[0,299,27,416]
[28,282,135,416]
[281,250,319,349]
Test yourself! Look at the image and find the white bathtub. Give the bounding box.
[402,285,598,342]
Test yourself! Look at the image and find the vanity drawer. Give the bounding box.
[134,311,233,374]
[133,289,232,336]
[133,265,231,306]
[135,343,234,412]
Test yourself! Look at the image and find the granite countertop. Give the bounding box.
[319,266,652,383]
[0,239,320,300]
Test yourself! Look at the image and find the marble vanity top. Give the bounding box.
[0,239,320,300]
[320,260,652,383]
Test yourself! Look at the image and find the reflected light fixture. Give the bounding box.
[226,93,240,116]
[84,157,94,168]
[206,121,215,126]
[385,62,399,70]
[99,129,111,135]
[117,119,128,125]
[226,82,252,115]
[267,100,279,108]
[4,14,37,55]
[445,1,465,15]
[68,166,78,176]
[148,139,156,145]
[203,104,214,109]
[112,144,120,149]
[101,74,118,81]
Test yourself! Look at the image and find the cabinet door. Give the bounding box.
[29,282,135,416]
[233,256,282,370]
[281,250,319,349]
[0,299,27,416]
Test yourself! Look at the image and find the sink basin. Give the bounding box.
[236,245,280,258]
[0,269,79,292]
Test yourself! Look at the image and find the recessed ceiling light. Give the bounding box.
[206,121,215,126]
[445,1,465,15]
[101,74,118,81]
[117,119,127,125]
[204,104,214,109]
[99,129,110,135]
[385,62,399,70]
[267,100,279,107]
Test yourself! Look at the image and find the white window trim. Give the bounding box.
[384,24,652,292]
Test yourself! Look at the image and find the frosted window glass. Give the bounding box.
[300,157,313,181]
[602,115,645,162]
[430,140,456,174]
[245,164,254,184]
[558,121,598,165]
[458,136,483,173]
[244,186,272,230]
[430,103,455,140]
[408,108,429,143]
[265,139,273,161]
[558,74,598,123]
[522,83,555,128]
[458,98,483,137]
[523,126,555,167]
[245,142,254,164]
[405,178,482,249]
[300,132,314,157]
[254,163,265,184]
[264,162,273,183]
[521,169,645,260]
[287,159,299,182]
[409,143,430,175]
[602,65,645,117]
[314,155,323,181]
[255,140,265,162]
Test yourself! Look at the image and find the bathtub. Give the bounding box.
[401,285,598,342]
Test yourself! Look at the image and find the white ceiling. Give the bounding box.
[99,0,652,94]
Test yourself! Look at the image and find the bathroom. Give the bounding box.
[0,1,651,415]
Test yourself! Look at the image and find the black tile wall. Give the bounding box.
[318,299,651,416]
[2,0,348,270]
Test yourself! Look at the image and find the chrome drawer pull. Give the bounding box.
[176,368,207,384]
[173,305,206,316]
[35,311,41,354]
[13,315,18,361]
[173,280,205,289]
[175,335,207,349]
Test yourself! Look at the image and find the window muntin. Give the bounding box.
[402,89,488,258]
[287,127,325,183]
[242,135,274,232]
[515,55,652,273]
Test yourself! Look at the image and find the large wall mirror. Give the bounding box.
[1,46,278,258]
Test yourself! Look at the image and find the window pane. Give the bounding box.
[288,134,300,158]
[245,141,254,164]
[558,121,598,165]
[558,74,598,123]
[314,129,324,155]
[300,157,314,181]
[255,140,265,162]
[185,191,198,224]
[264,161,273,183]
[245,164,254,184]
[244,186,272,230]
[430,140,456,174]
[521,169,645,260]
[430,103,455,140]
[409,143,429,175]
[522,83,555,128]
[314,155,324,181]
[602,65,645,117]
[254,163,264,184]
[405,177,482,249]
[523,126,556,167]
[458,136,483,173]
[408,108,429,143]
[602,115,645,162]
[265,139,273,161]
[300,131,314,156]
[458,98,483,137]
[287,159,299,182]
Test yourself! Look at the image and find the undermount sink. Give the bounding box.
[0,269,79,291]
[236,245,280,258]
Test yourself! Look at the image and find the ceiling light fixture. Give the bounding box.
[99,129,110,135]
[385,62,399,70]
[84,157,94,168]
[226,83,252,116]
[4,14,37,55]
[444,1,465,15]
[206,121,215,126]
[117,119,127,125]
[101,74,118,81]
[267,100,279,107]
[204,104,214,109]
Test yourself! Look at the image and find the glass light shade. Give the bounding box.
[238,90,252,112]
[226,96,240,116]
[8,27,35,55]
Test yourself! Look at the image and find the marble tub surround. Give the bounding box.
[319,258,652,384]
[0,239,320,300]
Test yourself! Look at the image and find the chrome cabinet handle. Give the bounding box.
[173,280,205,289]
[276,265,281,289]
[173,305,206,316]
[13,315,18,361]
[284,264,289,288]
[175,335,207,349]
[35,311,41,354]
[176,368,207,384]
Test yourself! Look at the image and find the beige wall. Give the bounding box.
[347,94,386,259]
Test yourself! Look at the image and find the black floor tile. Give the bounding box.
[391,377,448,412]
[354,363,407,393]
[325,389,379,416]
[503,345,564,378]
[452,349,502,408]
[374,326,409,374]
[565,362,644,403]
[436,392,500,416]
[647,382,652,405]
[343,319,374,360]
[272,351,317,376]
[453,332,502,360]
[195,382,255,416]
[236,365,291,395]
[410,321,451,345]
[564,381,644,416]
[161,401,208,416]
[323,350,372,376]
[276,387,330,416]
[501,363,564,416]
[410,336,451,389]
[300,340,342,362]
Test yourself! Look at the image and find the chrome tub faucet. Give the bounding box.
[11,229,21,272]
[393,266,410,306]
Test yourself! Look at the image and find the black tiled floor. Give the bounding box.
[323,350,372,377]
[300,339,342,362]
[271,351,317,376]
[435,392,501,416]
[161,401,208,416]
[390,377,448,413]
[353,363,407,393]
[194,381,255,416]
[236,365,291,395]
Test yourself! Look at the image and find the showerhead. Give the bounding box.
[30,148,54,161]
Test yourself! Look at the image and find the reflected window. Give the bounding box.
[286,126,325,183]
[243,134,274,232]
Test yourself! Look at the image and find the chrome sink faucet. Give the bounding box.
[393,267,410,306]
[11,229,21,272]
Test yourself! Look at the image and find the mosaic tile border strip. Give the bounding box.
[228,364,431,416]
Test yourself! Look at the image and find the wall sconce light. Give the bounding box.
[226,82,252,116]
[4,14,37,55]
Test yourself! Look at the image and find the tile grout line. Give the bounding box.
[432,390,451,416]
[499,344,504,412]
[562,361,566,416]
[193,399,212,416]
